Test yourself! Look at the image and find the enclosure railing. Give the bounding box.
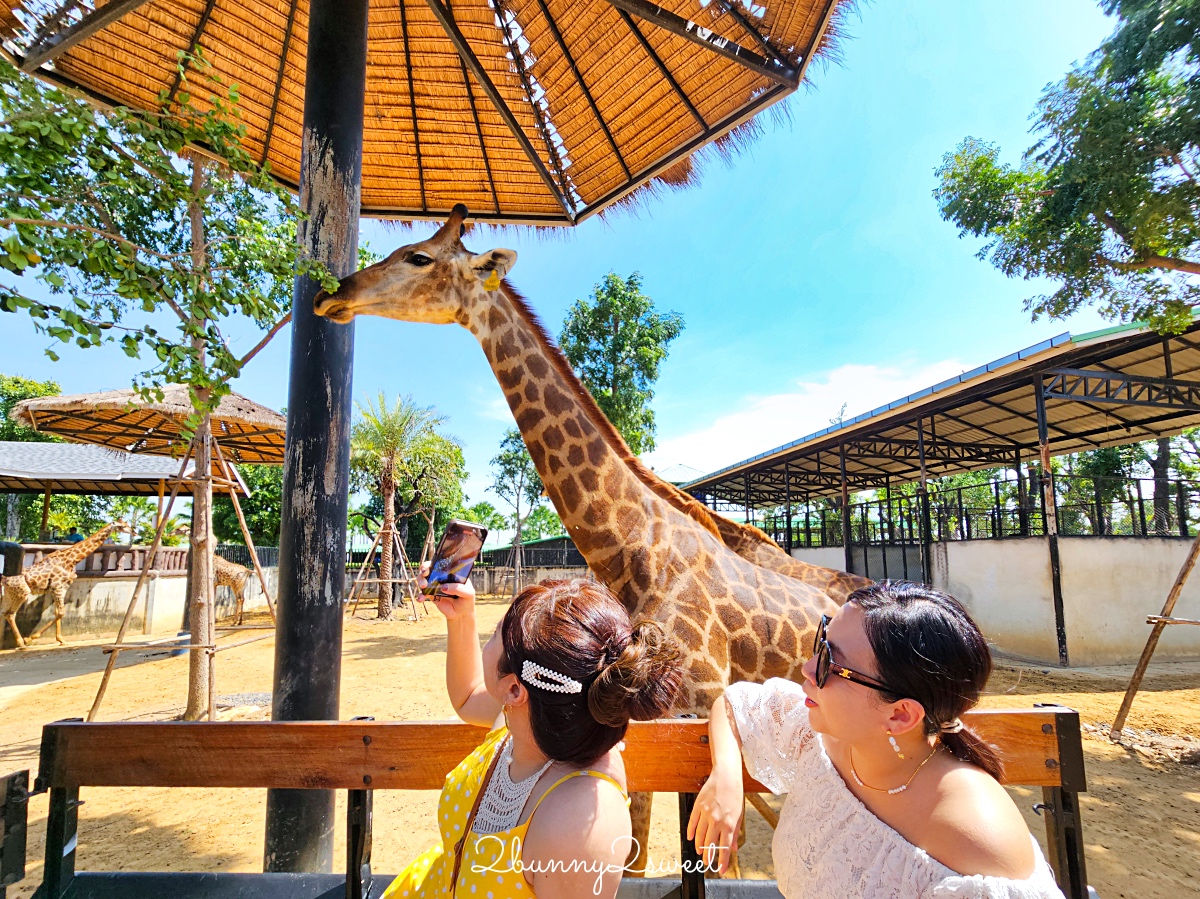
[18,543,189,576]
[760,474,1200,549]
[215,544,279,569]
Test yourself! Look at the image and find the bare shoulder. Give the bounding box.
[523,768,632,899]
[922,760,1037,880]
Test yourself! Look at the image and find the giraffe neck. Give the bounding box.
[56,524,116,566]
[466,286,715,613]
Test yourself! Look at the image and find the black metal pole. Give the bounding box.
[744,472,752,527]
[839,444,852,573]
[916,418,932,584]
[784,461,793,554]
[1034,375,1069,668]
[265,0,368,873]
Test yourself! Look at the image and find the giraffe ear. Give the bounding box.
[470,248,517,284]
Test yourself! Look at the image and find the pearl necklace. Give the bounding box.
[848,745,939,795]
[472,736,555,835]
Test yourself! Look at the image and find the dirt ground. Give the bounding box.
[1,597,1198,898]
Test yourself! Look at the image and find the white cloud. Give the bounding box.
[642,360,967,477]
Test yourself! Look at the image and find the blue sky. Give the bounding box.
[2,1,1117,517]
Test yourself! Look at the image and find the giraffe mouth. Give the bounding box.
[313,291,355,323]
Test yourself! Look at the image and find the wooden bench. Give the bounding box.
[0,706,1089,899]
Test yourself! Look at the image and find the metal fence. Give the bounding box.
[762,474,1200,549]
[215,544,280,568]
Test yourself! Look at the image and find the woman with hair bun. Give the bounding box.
[688,581,1066,898]
[382,575,684,899]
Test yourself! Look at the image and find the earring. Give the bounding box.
[887,730,905,760]
[502,704,510,729]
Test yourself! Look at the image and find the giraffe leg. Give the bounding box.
[626,790,653,877]
[3,610,27,650]
[234,584,244,626]
[31,584,67,644]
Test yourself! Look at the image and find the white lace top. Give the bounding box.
[724,678,1066,899]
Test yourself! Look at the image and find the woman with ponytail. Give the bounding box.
[383,575,684,899]
[688,581,1065,898]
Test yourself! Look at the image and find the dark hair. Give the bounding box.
[498,578,685,766]
[849,581,1003,780]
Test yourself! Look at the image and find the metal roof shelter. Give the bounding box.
[0,440,249,496]
[685,318,1200,510]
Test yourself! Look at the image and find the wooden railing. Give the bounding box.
[18,543,189,577]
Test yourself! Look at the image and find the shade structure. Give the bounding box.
[10,385,287,464]
[0,440,250,495]
[0,0,846,224]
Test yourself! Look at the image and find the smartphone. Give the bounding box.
[422,519,488,596]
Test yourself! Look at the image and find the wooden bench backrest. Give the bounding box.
[36,706,1084,794]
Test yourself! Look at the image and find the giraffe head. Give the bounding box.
[313,204,517,326]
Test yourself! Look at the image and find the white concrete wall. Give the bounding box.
[930,537,1200,666]
[1059,538,1200,666]
[788,546,847,570]
[932,539,1059,664]
[4,567,276,648]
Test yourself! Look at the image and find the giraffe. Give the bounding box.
[214,554,253,625]
[2,521,129,649]
[314,205,865,870]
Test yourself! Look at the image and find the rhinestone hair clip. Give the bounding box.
[521,659,583,694]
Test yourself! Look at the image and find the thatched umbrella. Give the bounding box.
[11,385,286,464]
[12,386,283,721]
[1,0,848,224]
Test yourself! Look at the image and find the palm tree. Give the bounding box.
[351,393,444,619]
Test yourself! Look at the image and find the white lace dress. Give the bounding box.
[724,678,1066,899]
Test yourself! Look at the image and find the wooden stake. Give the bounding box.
[346,525,384,617]
[1111,525,1200,737]
[88,439,196,722]
[212,440,276,622]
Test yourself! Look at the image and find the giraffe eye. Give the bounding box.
[409,253,433,267]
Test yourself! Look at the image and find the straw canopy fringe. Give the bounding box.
[0,0,853,226]
[11,385,287,464]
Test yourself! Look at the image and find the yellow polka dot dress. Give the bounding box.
[382,727,625,899]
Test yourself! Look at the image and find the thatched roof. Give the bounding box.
[11,386,286,464]
[0,0,851,225]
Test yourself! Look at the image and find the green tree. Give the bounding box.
[934,1,1200,333]
[0,55,338,718]
[1,374,60,537]
[350,393,445,619]
[521,504,564,541]
[213,464,283,546]
[460,500,508,532]
[559,272,684,454]
[490,428,544,591]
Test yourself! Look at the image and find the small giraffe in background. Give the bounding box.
[214,554,253,625]
[2,521,130,649]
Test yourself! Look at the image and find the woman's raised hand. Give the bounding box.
[686,762,744,875]
[417,562,477,620]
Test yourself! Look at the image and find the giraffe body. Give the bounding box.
[2,522,127,649]
[313,206,866,870]
[214,554,253,625]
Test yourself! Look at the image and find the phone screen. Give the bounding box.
[422,519,488,595]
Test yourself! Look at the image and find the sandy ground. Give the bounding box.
[1,599,1197,898]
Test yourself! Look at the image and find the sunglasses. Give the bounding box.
[811,614,893,694]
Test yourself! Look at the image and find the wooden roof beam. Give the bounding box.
[711,0,792,70]
[603,0,798,86]
[21,0,155,72]
[533,0,632,180]
[402,0,428,212]
[617,9,707,130]
[166,0,218,104]
[424,0,575,221]
[260,0,300,166]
